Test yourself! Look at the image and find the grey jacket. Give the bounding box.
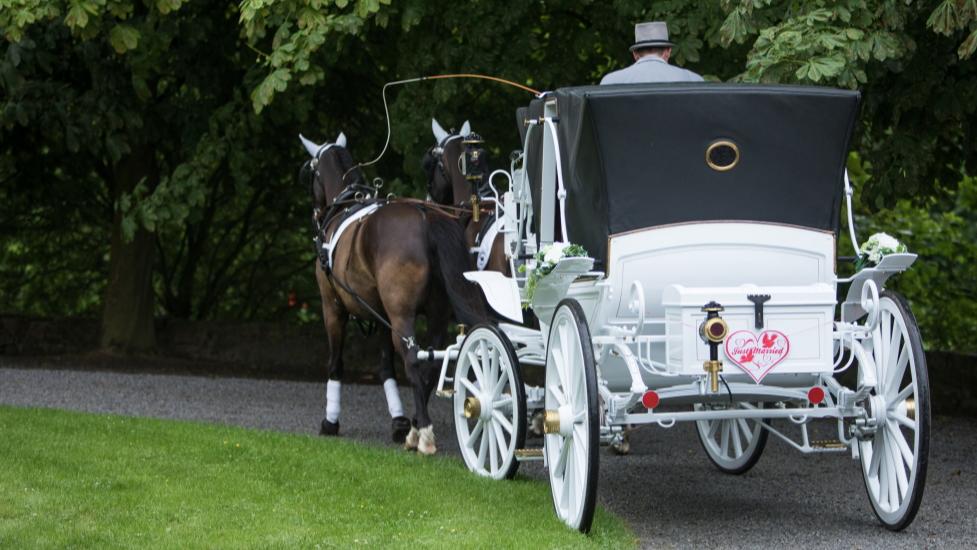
[600,56,703,85]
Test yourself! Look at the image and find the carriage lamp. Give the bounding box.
[462,133,485,222]
[700,302,728,394]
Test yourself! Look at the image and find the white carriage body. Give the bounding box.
[439,83,929,532]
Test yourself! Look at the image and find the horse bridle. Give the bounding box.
[304,142,372,230]
[425,133,490,207]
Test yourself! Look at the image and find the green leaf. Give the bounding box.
[959,27,977,59]
[926,0,957,36]
[64,2,92,30]
[109,25,140,54]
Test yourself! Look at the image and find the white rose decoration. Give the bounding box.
[543,242,569,265]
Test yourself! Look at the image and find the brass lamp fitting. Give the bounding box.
[906,397,916,421]
[700,317,729,344]
[457,324,467,336]
[704,359,723,394]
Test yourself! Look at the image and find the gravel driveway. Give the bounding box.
[1,363,974,548]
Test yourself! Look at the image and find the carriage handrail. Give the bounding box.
[844,169,860,256]
[543,117,569,243]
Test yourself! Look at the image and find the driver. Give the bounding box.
[600,21,703,85]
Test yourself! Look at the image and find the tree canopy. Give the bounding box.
[1,0,975,352]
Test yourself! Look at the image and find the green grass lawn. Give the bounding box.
[0,406,634,548]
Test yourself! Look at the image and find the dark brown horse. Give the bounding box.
[423,119,510,275]
[300,132,485,455]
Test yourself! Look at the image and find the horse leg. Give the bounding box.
[320,299,347,436]
[378,326,411,443]
[388,313,438,455]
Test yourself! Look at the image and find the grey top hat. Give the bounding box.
[629,21,674,51]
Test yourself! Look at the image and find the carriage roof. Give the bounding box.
[519,84,861,263]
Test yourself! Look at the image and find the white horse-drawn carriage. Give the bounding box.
[419,84,929,532]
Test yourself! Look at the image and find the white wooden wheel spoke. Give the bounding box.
[887,435,909,499]
[551,346,568,391]
[466,419,484,449]
[459,377,480,399]
[547,384,567,407]
[491,373,508,400]
[892,384,914,406]
[555,437,570,478]
[731,420,744,457]
[467,351,486,389]
[720,421,731,457]
[886,420,914,467]
[492,410,514,435]
[891,412,915,430]
[477,423,489,464]
[492,421,508,454]
[488,423,499,473]
[707,418,720,439]
[492,396,513,410]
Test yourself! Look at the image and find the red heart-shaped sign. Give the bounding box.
[724,330,791,383]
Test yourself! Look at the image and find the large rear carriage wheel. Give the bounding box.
[543,299,599,533]
[857,291,930,531]
[453,324,526,480]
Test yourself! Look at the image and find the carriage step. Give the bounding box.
[811,439,847,450]
[436,389,454,398]
[515,448,544,461]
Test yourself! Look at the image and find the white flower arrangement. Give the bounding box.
[519,242,589,304]
[858,232,908,268]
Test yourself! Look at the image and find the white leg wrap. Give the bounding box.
[325,379,341,423]
[383,378,405,418]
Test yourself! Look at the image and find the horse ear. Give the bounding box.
[335,132,347,148]
[299,134,322,158]
[431,118,449,144]
[460,120,471,137]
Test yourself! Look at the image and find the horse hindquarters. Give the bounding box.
[426,214,488,327]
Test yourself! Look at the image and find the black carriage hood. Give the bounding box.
[523,84,861,264]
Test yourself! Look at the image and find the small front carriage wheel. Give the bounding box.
[694,402,769,474]
[453,324,526,480]
[543,299,600,533]
[857,291,930,531]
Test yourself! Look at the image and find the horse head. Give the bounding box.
[423,118,489,206]
[298,132,366,211]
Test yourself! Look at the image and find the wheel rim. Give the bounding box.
[858,296,924,525]
[544,308,591,529]
[454,328,520,480]
[695,403,766,471]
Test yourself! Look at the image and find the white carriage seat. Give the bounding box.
[604,221,835,323]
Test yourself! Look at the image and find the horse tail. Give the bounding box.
[427,214,488,327]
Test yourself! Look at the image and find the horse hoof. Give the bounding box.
[528,410,545,439]
[391,416,412,443]
[319,419,340,436]
[610,432,631,455]
[404,426,420,451]
[417,425,437,455]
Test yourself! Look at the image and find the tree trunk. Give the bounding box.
[100,149,158,353]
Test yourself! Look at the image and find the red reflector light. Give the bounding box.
[642,390,660,409]
[808,387,825,405]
